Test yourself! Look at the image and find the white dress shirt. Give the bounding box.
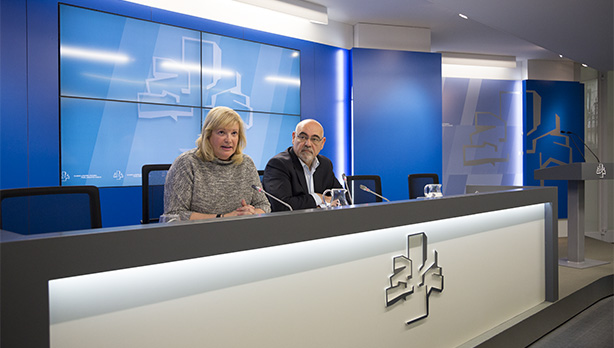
[298,156,325,207]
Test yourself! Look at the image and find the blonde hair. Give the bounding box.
[196,106,246,164]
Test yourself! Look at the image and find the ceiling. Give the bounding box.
[315,0,613,71]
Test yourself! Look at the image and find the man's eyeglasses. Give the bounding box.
[296,133,322,144]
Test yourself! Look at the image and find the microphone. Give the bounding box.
[359,184,390,202]
[251,185,293,211]
[341,173,353,204]
[562,130,601,163]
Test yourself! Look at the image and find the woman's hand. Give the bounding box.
[225,199,264,217]
[189,200,265,220]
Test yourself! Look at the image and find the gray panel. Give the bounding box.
[534,163,612,181]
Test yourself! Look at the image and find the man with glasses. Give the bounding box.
[263,119,342,211]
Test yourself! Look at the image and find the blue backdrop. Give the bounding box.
[351,48,442,201]
[1,0,349,227]
[2,0,584,229]
[523,80,585,219]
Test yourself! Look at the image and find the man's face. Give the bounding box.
[292,121,326,167]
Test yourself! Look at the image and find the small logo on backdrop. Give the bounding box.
[596,163,606,179]
[61,171,70,182]
[385,232,444,325]
[113,170,124,181]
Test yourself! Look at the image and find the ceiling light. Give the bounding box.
[234,0,328,24]
[458,13,468,20]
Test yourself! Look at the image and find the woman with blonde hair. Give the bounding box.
[164,106,270,220]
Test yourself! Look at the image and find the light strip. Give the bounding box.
[335,49,347,179]
[60,46,130,63]
[233,0,328,24]
[160,61,201,73]
[265,76,301,86]
[201,67,235,77]
[159,61,237,77]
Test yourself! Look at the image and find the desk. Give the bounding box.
[1,187,557,348]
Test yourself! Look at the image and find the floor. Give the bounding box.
[529,296,613,347]
[529,236,614,348]
[557,236,614,299]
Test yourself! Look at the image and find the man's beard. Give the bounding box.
[298,149,314,164]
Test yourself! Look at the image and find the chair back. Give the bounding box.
[345,175,382,204]
[0,185,102,235]
[408,173,439,199]
[142,164,171,224]
[258,170,265,185]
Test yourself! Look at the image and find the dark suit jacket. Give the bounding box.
[263,147,342,211]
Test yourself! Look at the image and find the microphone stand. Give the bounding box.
[562,130,587,162]
[359,185,390,202]
[251,185,293,211]
[562,130,601,163]
[342,173,353,204]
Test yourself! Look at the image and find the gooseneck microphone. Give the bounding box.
[561,130,601,163]
[561,130,587,162]
[359,184,390,202]
[251,185,293,211]
[341,173,353,204]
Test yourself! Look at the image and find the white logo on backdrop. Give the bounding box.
[113,170,124,180]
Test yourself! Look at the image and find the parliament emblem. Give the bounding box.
[113,170,124,180]
[596,163,606,179]
[385,232,444,325]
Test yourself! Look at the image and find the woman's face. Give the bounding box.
[209,122,239,161]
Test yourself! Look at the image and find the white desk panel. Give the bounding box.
[50,204,546,347]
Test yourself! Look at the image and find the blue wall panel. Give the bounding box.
[0,0,29,189]
[351,48,442,201]
[523,80,585,219]
[27,0,61,187]
[99,186,142,227]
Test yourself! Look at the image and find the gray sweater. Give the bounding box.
[164,148,271,220]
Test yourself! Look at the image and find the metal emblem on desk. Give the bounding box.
[596,163,606,179]
[385,232,444,325]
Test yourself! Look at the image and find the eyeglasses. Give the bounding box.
[296,133,322,144]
